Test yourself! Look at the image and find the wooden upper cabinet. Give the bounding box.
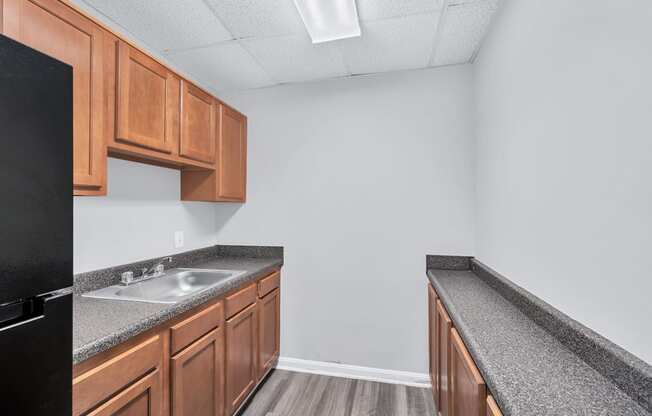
[171,327,225,416]
[257,288,280,379]
[450,328,486,416]
[437,299,453,416]
[217,104,247,201]
[2,0,106,195]
[225,303,257,415]
[180,81,216,163]
[115,41,179,154]
[428,284,440,408]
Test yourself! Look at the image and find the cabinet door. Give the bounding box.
[86,369,162,416]
[486,395,503,416]
[171,327,225,416]
[258,288,280,379]
[225,303,257,415]
[73,335,162,416]
[217,105,247,201]
[180,81,215,163]
[2,0,106,195]
[437,299,452,416]
[116,41,178,154]
[428,284,439,408]
[450,328,486,416]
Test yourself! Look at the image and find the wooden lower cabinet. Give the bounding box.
[225,303,258,415]
[437,299,452,416]
[428,284,439,408]
[86,369,162,416]
[171,328,224,416]
[450,328,486,416]
[486,395,503,416]
[74,269,281,416]
[429,286,502,416]
[72,335,163,416]
[258,288,280,378]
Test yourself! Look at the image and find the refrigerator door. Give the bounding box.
[0,292,72,415]
[0,34,73,303]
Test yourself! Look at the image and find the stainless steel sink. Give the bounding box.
[82,268,246,304]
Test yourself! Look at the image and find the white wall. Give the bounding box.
[74,158,217,273]
[217,66,476,373]
[474,0,652,363]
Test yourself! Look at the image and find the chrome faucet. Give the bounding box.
[120,256,173,286]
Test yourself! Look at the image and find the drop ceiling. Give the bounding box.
[76,0,501,93]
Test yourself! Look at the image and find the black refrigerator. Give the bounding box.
[0,34,73,415]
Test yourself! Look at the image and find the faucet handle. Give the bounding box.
[121,271,134,285]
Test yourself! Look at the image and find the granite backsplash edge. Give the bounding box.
[74,245,284,294]
[427,255,652,413]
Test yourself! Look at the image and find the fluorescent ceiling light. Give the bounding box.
[293,0,361,44]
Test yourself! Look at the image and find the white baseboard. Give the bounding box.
[276,357,431,388]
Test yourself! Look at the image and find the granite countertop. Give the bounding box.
[74,256,282,364]
[427,268,650,416]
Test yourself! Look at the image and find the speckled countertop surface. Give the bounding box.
[427,269,650,416]
[73,257,282,364]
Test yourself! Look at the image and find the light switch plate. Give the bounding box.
[174,231,184,248]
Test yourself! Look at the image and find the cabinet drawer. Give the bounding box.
[73,335,162,415]
[258,270,280,298]
[170,301,223,355]
[225,283,257,319]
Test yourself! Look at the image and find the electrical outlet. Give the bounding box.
[174,231,184,248]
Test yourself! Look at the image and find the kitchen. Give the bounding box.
[0,0,650,415]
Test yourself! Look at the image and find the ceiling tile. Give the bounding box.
[431,0,499,66]
[357,0,444,21]
[448,0,500,7]
[338,13,440,75]
[166,42,275,92]
[81,0,232,52]
[204,0,305,39]
[242,34,349,83]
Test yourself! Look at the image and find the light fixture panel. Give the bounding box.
[293,0,362,44]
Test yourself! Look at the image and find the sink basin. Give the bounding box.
[82,268,247,304]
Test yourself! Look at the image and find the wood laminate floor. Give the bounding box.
[240,370,436,416]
